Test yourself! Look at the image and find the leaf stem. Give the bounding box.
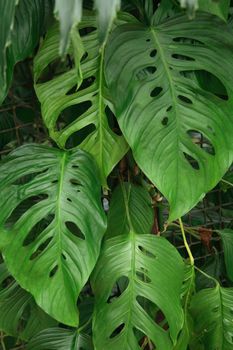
[169,222,201,240]
[179,218,194,265]
[194,266,218,284]
[221,178,233,187]
[0,332,6,350]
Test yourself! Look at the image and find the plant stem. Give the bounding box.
[179,218,194,265]
[169,222,201,240]
[221,178,233,187]
[0,332,6,350]
[194,266,218,284]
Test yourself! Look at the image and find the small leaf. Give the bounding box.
[54,0,83,55]
[217,229,233,281]
[0,0,47,105]
[0,144,106,326]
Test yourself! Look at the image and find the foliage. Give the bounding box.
[0,0,233,349]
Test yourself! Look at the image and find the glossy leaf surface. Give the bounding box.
[92,183,185,349]
[105,14,233,221]
[0,263,56,340]
[34,19,128,185]
[0,144,106,326]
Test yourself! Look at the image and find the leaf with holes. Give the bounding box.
[27,327,93,350]
[0,262,57,340]
[34,17,128,186]
[0,144,106,326]
[0,0,47,105]
[217,229,233,282]
[105,13,233,221]
[190,285,233,349]
[92,182,185,350]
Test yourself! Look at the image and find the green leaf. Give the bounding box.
[190,285,233,349]
[27,328,93,350]
[174,264,195,350]
[0,0,47,105]
[198,0,230,21]
[105,13,233,221]
[106,182,153,237]
[0,144,106,326]
[95,0,121,44]
[92,182,185,350]
[0,262,57,340]
[217,229,233,282]
[54,0,83,55]
[34,19,128,185]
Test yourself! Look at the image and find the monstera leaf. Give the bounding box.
[34,16,128,185]
[92,183,185,350]
[0,263,56,340]
[105,13,233,221]
[0,0,47,105]
[190,285,233,349]
[27,327,93,350]
[0,144,106,326]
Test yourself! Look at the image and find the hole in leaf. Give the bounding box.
[195,70,229,100]
[138,245,156,259]
[49,265,58,278]
[1,275,14,289]
[105,106,122,135]
[51,179,58,184]
[66,84,77,96]
[187,130,215,155]
[172,37,204,45]
[107,276,129,304]
[65,123,96,149]
[109,323,125,339]
[150,87,163,98]
[37,56,74,84]
[70,179,82,187]
[4,195,48,229]
[23,214,55,246]
[67,198,72,202]
[161,117,168,126]
[13,169,48,185]
[183,152,200,170]
[137,296,168,331]
[79,76,96,91]
[133,327,156,348]
[166,106,172,112]
[178,95,192,104]
[146,38,151,42]
[136,269,151,283]
[61,253,67,260]
[136,66,157,81]
[65,221,85,240]
[79,27,97,36]
[150,49,157,57]
[172,53,195,61]
[56,101,92,131]
[81,52,88,63]
[72,165,79,169]
[29,237,53,260]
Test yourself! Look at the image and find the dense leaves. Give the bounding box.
[0,0,48,104]
[105,13,233,221]
[0,263,56,340]
[0,144,106,326]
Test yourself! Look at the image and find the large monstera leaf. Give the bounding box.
[0,0,48,105]
[0,144,106,326]
[105,13,233,221]
[92,183,185,350]
[190,285,233,349]
[0,263,57,340]
[34,16,128,185]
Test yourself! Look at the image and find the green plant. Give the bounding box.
[0,0,233,349]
